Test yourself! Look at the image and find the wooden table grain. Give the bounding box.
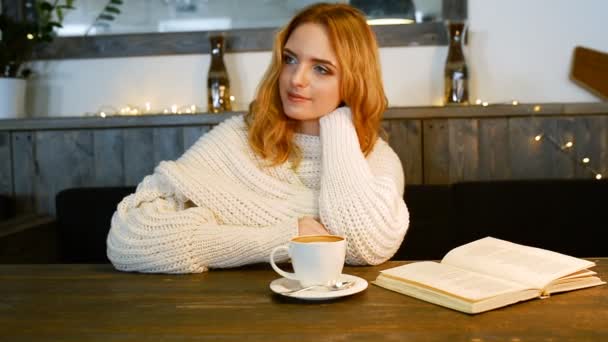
[1,260,607,341]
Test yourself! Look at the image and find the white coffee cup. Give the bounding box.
[270,235,346,288]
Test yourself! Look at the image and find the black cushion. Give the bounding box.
[55,186,135,263]
[0,194,15,221]
[55,180,608,263]
[451,179,608,258]
[394,179,608,260]
[394,185,452,260]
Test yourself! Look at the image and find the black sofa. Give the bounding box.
[0,194,15,221]
[54,180,608,263]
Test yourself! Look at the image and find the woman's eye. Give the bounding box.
[314,65,330,75]
[283,55,297,64]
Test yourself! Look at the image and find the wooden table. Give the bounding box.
[1,260,607,341]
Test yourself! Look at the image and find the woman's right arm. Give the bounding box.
[106,172,299,274]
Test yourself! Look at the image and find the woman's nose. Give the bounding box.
[290,66,309,88]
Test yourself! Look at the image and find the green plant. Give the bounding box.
[86,0,123,36]
[0,0,75,78]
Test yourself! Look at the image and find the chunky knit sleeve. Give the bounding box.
[318,107,409,265]
[106,172,299,274]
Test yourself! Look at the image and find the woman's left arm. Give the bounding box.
[318,107,409,265]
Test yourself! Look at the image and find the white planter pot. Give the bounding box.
[0,77,27,119]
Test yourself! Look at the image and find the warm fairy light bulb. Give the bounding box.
[191,105,196,112]
[534,134,543,141]
[482,102,489,107]
[145,102,151,112]
[582,157,590,163]
[163,109,169,114]
[27,33,35,40]
[475,99,482,105]
[100,112,106,118]
[512,100,519,106]
[171,104,177,113]
[230,96,235,101]
[596,174,603,180]
[564,141,573,148]
[533,105,541,112]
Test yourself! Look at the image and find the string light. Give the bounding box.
[471,99,603,180]
[472,99,521,107]
[532,127,602,180]
[467,99,604,180]
[85,96,239,117]
[84,101,223,117]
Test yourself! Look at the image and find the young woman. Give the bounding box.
[106,3,409,273]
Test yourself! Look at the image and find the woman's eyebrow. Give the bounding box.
[283,48,337,69]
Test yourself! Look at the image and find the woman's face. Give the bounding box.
[279,22,342,123]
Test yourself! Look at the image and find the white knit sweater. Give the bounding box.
[106,107,409,273]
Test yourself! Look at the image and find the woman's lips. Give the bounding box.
[287,91,311,103]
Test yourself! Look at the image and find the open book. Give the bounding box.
[373,237,605,314]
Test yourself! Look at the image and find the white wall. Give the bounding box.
[468,0,608,104]
[25,0,608,117]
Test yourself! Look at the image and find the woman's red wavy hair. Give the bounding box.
[246,3,387,167]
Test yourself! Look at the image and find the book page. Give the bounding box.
[546,276,605,294]
[442,237,595,289]
[560,269,596,280]
[380,261,532,302]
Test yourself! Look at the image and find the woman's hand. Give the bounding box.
[298,216,330,236]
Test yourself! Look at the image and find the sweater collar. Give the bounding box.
[294,133,321,159]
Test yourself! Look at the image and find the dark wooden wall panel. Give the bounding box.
[448,119,479,182]
[572,116,605,178]
[509,117,557,179]
[34,130,95,215]
[553,117,578,178]
[153,127,184,166]
[383,120,423,185]
[182,126,210,151]
[123,128,155,186]
[423,119,450,184]
[12,132,36,215]
[93,129,125,187]
[478,119,511,181]
[0,132,12,196]
[4,115,607,216]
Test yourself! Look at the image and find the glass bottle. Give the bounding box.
[207,35,232,113]
[443,21,469,105]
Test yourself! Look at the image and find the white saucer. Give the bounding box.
[269,274,368,301]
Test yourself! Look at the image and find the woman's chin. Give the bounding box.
[283,107,314,121]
